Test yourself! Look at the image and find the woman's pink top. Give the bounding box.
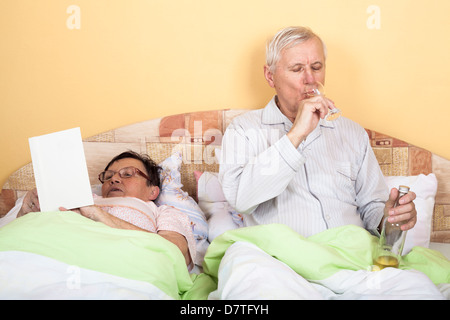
[93,195,196,268]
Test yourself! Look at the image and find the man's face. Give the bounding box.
[264,37,326,118]
[101,158,157,201]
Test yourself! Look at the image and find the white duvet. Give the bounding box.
[1,205,448,300]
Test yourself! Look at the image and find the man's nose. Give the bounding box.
[304,68,316,84]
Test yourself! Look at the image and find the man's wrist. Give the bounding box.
[286,131,306,148]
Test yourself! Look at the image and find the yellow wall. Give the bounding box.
[1,0,450,187]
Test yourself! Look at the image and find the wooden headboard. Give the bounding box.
[1,109,449,242]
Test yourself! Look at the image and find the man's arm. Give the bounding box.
[219,123,306,215]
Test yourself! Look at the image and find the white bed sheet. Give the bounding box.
[0,250,172,300]
[209,242,448,300]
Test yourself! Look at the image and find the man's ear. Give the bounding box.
[148,186,160,201]
[264,65,276,88]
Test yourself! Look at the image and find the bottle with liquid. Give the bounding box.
[373,185,410,270]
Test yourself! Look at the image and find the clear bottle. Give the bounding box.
[373,185,410,270]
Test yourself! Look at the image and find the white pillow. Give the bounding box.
[384,174,438,254]
[195,171,243,241]
[155,152,208,236]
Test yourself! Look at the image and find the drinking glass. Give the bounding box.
[305,81,341,121]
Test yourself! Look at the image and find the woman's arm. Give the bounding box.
[17,189,40,217]
[69,205,192,266]
[72,205,148,231]
[157,230,192,266]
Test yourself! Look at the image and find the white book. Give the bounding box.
[29,127,94,212]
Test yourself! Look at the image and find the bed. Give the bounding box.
[0,109,449,300]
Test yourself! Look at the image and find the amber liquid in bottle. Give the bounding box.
[373,255,399,270]
[373,185,410,270]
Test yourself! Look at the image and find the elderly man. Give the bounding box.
[210,26,421,300]
[219,26,417,238]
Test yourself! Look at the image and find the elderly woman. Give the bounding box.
[16,151,195,268]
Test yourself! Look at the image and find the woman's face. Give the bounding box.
[101,158,158,201]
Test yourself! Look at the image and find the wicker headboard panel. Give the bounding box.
[1,109,449,242]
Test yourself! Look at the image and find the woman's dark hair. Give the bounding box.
[104,151,162,189]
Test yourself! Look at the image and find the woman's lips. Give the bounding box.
[107,187,123,196]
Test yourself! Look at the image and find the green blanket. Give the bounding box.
[203,223,450,285]
[0,211,214,299]
[0,213,448,300]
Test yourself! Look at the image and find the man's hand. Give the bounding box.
[287,95,336,148]
[382,188,417,231]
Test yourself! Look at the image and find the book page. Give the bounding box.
[29,127,94,212]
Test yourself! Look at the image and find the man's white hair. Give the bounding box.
[265,26,327,73]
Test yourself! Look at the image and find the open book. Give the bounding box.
[29,127,94,212]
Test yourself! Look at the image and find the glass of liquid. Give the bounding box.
[305,81,341,121]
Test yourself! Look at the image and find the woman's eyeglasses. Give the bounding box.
[98,166,151,184]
